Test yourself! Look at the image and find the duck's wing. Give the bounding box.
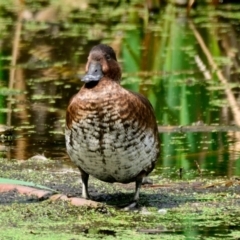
[119,90,159,134]
[65,95,88,129]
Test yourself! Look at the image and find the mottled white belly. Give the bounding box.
[65,117,158,183]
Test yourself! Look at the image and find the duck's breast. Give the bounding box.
[65,87,159,183]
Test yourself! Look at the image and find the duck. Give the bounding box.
[65,44,160,207]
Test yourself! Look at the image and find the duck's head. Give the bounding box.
[81,44,121,84]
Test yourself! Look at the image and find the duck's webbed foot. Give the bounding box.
[121,201,138,211]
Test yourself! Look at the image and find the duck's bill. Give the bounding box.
[81,62,103,83]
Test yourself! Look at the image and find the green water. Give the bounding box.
[0,1,240,176]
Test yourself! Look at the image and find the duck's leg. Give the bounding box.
[133,177,143,201]
[123,174,144,210]
[78,167,90,199]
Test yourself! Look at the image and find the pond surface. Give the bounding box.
[1,2,240,177]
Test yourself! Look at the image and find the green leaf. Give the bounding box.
[0,178,58,193]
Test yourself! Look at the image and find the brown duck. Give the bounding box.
[65,44,160,205]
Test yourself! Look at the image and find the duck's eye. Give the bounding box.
[105,54,111,61]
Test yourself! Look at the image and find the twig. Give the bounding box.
[189,21,240,126]
[194,55,211,80]
[7,1,24,126]
[158,125,240,133]
[194,160,202,177]
[179,168,183,180]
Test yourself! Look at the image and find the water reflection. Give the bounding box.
[0,2,240,178]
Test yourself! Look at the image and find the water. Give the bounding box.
[1,3,240,179]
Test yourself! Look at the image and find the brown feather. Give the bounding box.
[65,44,160,201]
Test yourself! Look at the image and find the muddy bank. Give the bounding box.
[0,158,240,239]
